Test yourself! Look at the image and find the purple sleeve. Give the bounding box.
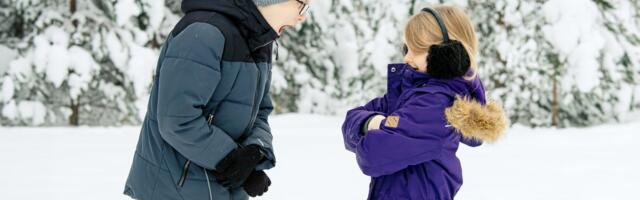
[362,95,389,113]
[354,93,451,177]
[341,96,388,152]
[460,137,483,147]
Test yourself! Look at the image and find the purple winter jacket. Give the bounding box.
[342,63,496,200]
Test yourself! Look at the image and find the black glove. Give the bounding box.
[243,170,271,197]
[213,144,264,188]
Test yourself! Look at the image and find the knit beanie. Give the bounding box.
[253,0,289,7]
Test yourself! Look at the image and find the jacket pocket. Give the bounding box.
[177,112,214,187]
[177,160,191,187]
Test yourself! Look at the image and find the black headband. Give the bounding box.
[421,7,450,42]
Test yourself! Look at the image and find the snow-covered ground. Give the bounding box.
[1,114,639,200]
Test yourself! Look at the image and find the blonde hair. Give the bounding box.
[404,5,478,79]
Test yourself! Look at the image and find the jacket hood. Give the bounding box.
[181,0,279,51]
[391,63,508,143]
[445,96,507,143]
[431,73,508,143]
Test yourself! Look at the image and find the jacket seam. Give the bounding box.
[163,56,221,72]
[222,99,253,107]
[160,149,187,200]
[360,148,443,174]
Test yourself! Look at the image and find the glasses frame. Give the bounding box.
[295,0,310,16]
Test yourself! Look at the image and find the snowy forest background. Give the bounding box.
[0,0,639,128]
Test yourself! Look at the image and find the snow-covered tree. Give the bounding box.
[1,0,638,127]
[468,0,640,127]
[272,0,411,114]
[271,0,639,127]
[0,0,179,126]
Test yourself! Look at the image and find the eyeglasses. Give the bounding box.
[295,0,310,16]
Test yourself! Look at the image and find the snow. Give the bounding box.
[0,76,14,102]
[616,84,634,119]
[104,28,157,116]
[7,57,31,81]
[16,101,47,125]
[105,31,128,71]
[147,0,166,31]
[1,114,639,199]
[334,23,359,79]
[269,63,288,90]
[114,0,141,27]
[20,27,101,98]
[33,26,71,88]
[67,46,100,99]
[1,100,17,119]
[0,45,18,76]
[1,100,46,125]
[369,21,399,76]
[542,0,605,92]
[309,0,331,28]
[114,0,166,30]
[125,43,157,116]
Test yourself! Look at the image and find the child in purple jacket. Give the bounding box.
[342,6,507,200]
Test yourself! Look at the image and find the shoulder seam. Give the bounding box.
[163,56,221,72]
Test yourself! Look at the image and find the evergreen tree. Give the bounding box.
[0,0,638,127]
[272,0,410,114]
[469,0,640,127]
[0,0,178,126]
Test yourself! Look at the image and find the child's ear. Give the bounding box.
[426,40,470,79]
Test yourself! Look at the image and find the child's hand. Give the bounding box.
[367,115,386,131]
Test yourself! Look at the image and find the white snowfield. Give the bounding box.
[0,114,639,200]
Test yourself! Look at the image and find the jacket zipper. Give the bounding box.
[239,40,273,142]
[239,68,262,141]
[178,113,214,187]
[177,40,271,188]
[178,160,191,187]
[252,40,274,52]
[207,113,215,125]
[274,40,279,61]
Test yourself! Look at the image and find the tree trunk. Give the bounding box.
[69,0,76,14]
[551,77,558,127]
[409,0,417,15]
[69,100,79,126]
[548,53,561,127]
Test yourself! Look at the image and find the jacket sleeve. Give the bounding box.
[354,92,451,177]
[460,136,483,147]
[341,95,388,153]
[156,23,237,170]
[241,70,276,171]
[362,95,389,113]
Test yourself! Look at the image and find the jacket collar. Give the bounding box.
[181,0,279,51]
[387,63,486,104]
[387,63,432,90]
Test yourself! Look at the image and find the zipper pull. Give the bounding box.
[177,160,191,187]
[274,40,279,61]
[207,114,214,125]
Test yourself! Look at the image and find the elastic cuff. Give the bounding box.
[361,115,376,134]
